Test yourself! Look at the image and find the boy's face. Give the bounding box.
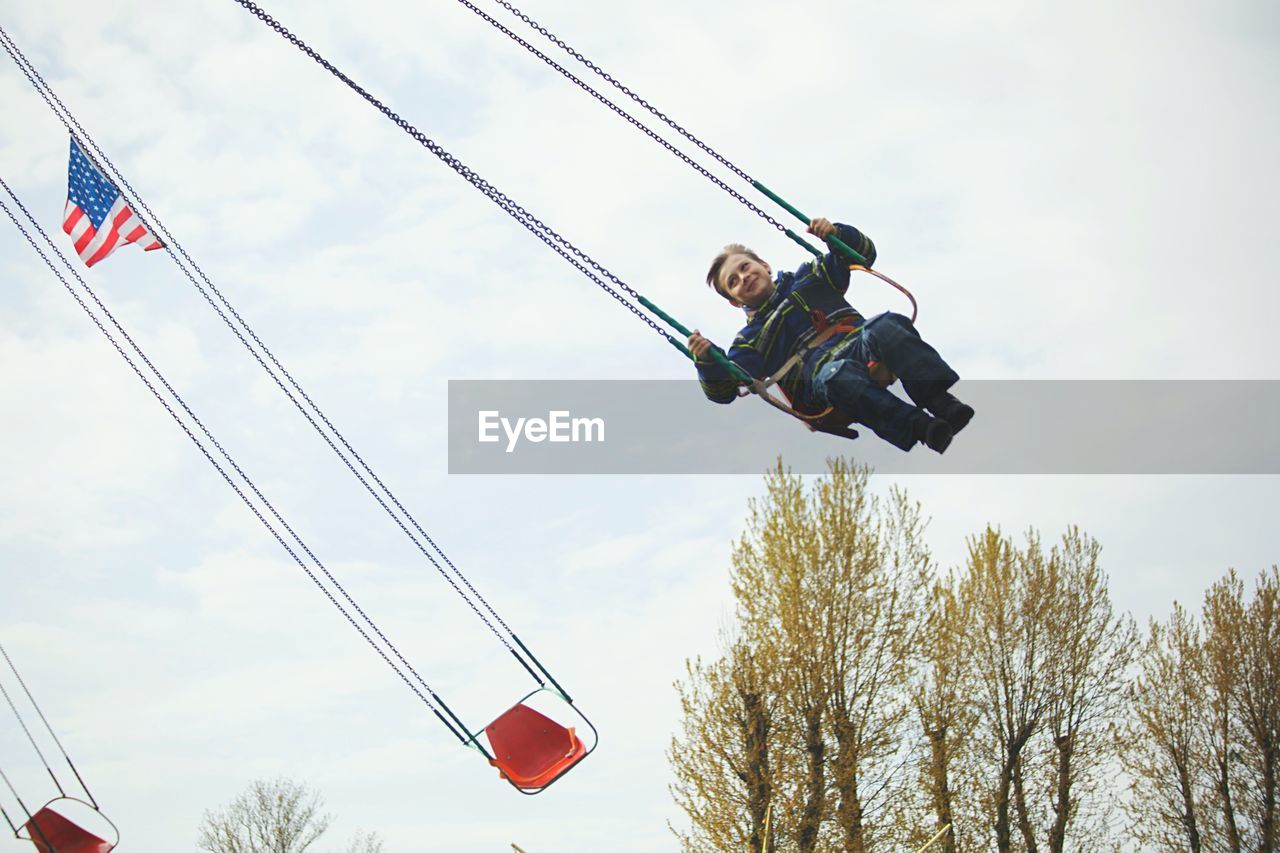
[719,252,774,309]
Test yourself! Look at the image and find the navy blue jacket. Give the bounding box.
[695,223,877,405]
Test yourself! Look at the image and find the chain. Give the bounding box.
[0,678,62,797]
[0,641,95,806]
[0,763,33,824]
[451,0,796,238]
[231,0,677,346]
[2,22,530,665]
[0,180,457,727]
[492,0,754,185]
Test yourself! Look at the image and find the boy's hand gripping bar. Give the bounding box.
[751,180,870,266]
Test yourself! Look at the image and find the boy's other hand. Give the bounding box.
[688,330,712,360]
[807,217,836,240]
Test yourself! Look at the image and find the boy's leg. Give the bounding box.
[861,313,959,408]
[814,358,949,452]
[862,312,974,432]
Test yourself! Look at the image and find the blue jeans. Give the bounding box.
[809,312,959,450]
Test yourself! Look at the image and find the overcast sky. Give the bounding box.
[1,0,1277,850]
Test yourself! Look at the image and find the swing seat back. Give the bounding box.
[485,702,587,791]
[775,384,860,440]
[22,805,114,853]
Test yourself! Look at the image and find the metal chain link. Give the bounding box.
[0,180,457,728]
[0,641,98,808]
[0,26,475,704]
[2,22,528,666]
[482,0,826,258]
[231,0,677,346]
[489,0,755,184]
[0,678,62,796]
[452,0,796,238]
[0,762,35,825]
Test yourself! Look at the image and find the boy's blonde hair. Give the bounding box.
[706,243,764,300]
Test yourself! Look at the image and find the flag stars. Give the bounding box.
[67,140,122,229]
[62,136,162,266]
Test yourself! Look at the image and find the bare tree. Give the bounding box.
[1203,571,1248,851]
[669,460,931,851]
[746,466,829,852]
[1237,566,1280,851]
[909,574,977,852]
[1206,566,1280,852]
[825,484,931,852]
[669,642,782,853]
[1121,602,1211,850]
[198,778,331,853]
[1121,566,1280,853]
[958,528,1056,852]
[1038,527,1138,851]
[345,829,385,853]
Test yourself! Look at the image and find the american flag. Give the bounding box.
[63,137,162,267]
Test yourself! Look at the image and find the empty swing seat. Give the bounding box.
[485,703,587,790]
[22,807,114,853]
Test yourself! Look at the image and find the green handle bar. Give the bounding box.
[753,180,870,266]
[637,295,755,385]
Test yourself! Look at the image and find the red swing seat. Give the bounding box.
[22,805,114,853]
[485,702,587,790]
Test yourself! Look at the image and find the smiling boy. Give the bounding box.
[688,218,972,452]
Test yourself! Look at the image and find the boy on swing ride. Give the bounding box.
[688,217,973,453]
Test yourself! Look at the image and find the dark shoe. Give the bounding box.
[923,418,953,453]
[911,414,953,454]
[928,392,974,434]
